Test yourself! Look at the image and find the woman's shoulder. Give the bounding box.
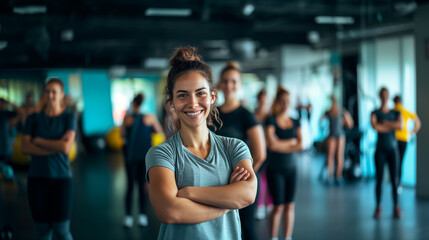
[211,131,246,148]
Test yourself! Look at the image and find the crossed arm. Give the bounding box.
[265,125,303,154]
[371,114,403,133]
[21,130,76,156]
[147,159,256,224]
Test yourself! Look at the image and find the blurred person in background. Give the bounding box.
[371,87,402,219]
[323,94,354,184]
[21,77,76,240]
[215,61,266,240]
[393,95,421,193]
[121,93,163,228]
[265,87,303,240]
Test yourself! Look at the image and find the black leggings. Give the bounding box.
[239,172,260,240]
[267,167,297,205]
[125,160,146,215]
[27,178,73,240]
[28,178,73,222]
[374,147,399,206]
[397,140,408,183]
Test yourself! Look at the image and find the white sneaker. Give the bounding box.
[138,214,148,227]
[255,206,266,220]
[123,215,133,228]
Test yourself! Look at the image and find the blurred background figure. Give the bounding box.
[215,61,266,240]
[121,93,163,228]
[393,95,421,193]
[0,98,21,180]
[21,77,76,240]
[254,88,274,220]
[265,87,302,240]
[371,87,402,219]
[323,94,354,185]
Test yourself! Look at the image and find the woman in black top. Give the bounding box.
[265,87,302,240]
[22,77,76,240]
[371,87,402,218]
[215,61,266,240]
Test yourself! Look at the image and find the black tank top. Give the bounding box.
[265,116,300,170]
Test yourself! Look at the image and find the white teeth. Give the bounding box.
[186,111,201,116]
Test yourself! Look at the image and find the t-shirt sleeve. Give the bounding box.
[242,107,259,131]
[22,113,35,136]
[227,138,253,168]
[145,143,175,183]
[265,116,275,127]
[66,113,77,131]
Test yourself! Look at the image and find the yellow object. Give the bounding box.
[10,133,31,166]
[394,104,417,142]
[69,141,77,162]
[151,132,166,146]
[106,127,124,151]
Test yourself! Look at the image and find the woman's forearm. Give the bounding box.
[33,138,69,154]
[178,180,257,210]
[161,197,229,224]
[21,140,54,156]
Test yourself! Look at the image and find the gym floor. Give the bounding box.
[1,151,429,240]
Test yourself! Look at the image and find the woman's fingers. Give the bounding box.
[229,167,249,183]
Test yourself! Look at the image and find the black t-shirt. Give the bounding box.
[265,116,300,169]
[23,111,76,178]
[371,109,400,150]
[214,106,259,142]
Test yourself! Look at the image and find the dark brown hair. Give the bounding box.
[257,88,267,101]
[133,93,145,107]
[165,46,221,132]
[393,95,402,104]
[45,77,65,92]
[220,61,241,80]
[271,86,290,116]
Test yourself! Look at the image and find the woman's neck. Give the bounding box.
[44,105,63,116]
[221,97,241,112]
[179,125,210,149]
[380,103,389,111]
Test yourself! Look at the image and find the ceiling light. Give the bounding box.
[144,58,168,68]
[13,5,47,14]
[145,8,192,17]
[242,3,255,16]
[315,16,354,25]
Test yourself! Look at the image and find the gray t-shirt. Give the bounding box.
[145,131,252,240]
[22,111,76,178]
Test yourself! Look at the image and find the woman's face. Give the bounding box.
[218,69,241,100]
[44,82,64,107]
[171,71,215,130]
[278,93,290,113]
[380,89,389,105]
[258,93,267,107]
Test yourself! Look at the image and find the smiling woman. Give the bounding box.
[145,47,257,240]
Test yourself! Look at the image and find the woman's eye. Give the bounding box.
[178,94,187,98]
[197,92,207,96]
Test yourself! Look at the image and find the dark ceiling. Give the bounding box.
[0,0,422,69]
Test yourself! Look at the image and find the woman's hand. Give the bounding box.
[229,166,250,184]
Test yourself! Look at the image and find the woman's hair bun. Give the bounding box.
[225,61,240,70]
[169,47,201,67]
